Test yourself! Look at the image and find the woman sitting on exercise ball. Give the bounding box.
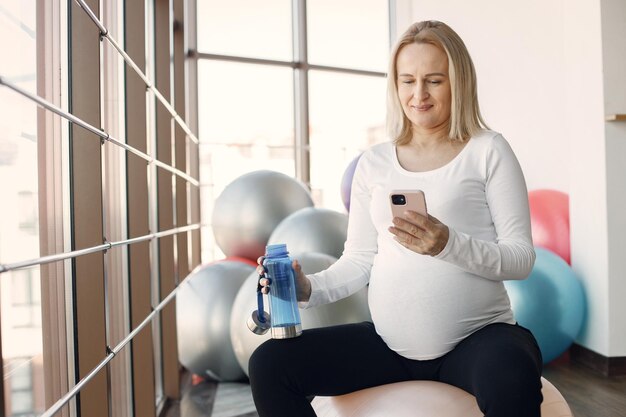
[250,20,542,417]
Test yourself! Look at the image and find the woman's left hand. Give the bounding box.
[388,211,449,256]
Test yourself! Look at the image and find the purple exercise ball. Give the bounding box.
[340,154,362,212]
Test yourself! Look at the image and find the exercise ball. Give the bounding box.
[312,377,573,417]
[177,259,255,381]
[225,256,258,267]
[340,154,362,212]
[230,252,371,375]
[504,248,585,363]
[268,207,348,259]
[211,170,314,261]
[528,189,570,264]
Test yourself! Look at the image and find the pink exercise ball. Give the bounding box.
[528,190,570,264]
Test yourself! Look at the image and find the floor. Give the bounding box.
[166,360,626,417]
[166,373,258,417]
[543,360,626,417]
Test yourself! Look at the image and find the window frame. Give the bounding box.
[36,1,74,417]
[192,0,392,262]
[193,17,389,186]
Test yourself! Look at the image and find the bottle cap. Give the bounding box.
[247,310,271,335]
[265,243,288,257]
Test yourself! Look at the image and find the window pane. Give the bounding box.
[17,191,38,234]
[11,271,32,305]
[307,0,389,71]
[30,272,41,304]
[308,70,387,211]
[198,60,294,147]
[8,360,32,390]
[0,1,45,416]
[197,0,292,61]
[11,391,33,414]
[10,306,33,328]
[198,60,295,262]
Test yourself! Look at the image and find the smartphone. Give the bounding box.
[389,190,427,219]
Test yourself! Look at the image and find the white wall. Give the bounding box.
[564,0,610,356]
[396,0,626,358]
[396,0,569,193]
[601,0,626,356]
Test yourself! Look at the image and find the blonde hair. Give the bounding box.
[387,20,488,144]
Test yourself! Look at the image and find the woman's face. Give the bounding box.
[396,42,451,134]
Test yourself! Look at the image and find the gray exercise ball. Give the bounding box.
[177,260,255,381]
[230,252,371,376]
[268,207,349,259]
[211,170,314,261]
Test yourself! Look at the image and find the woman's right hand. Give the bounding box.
[257,256,312,302]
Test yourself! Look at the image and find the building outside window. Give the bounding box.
[10,269,41,329]
[6,359,35,417]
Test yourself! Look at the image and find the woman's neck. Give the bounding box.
[407,125,450,149]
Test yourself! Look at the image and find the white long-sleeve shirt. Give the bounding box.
[302,130,535,360]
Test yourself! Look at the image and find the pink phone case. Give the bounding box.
[390,190,427,219]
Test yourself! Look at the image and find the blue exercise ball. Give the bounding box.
[504,248,586,363]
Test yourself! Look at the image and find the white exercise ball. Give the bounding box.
[230,252,371,376]
[212,170,314,261]
[177,259,256,381]
[268,207,349,259]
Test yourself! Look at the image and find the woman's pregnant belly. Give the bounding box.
[367,252,514,360]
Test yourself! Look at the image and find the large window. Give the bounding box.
[197,0,390,262]
[0,2,45,416]
[197,0,293,61]
[1,1,201,417]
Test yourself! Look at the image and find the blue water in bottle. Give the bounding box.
[264,244,302,338]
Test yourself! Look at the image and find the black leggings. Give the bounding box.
[249,321,543,417]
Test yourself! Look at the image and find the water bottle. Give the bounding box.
[263,243,302,338]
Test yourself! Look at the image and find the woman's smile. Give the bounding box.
[412,104,434,111]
